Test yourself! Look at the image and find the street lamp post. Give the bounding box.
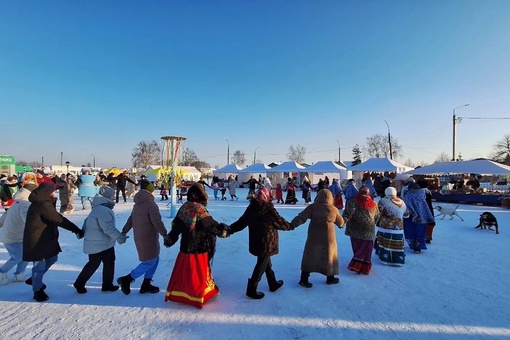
[452,104,470,161]
[65,161,70,174]
[91,154,95,168]
[253,146,260,165]
[225,138,230,165]
[336,140,341,162]
[384,120,393,160]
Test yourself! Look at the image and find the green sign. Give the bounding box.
[0,155,15,164]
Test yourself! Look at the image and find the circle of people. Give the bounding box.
[0,171,434,307]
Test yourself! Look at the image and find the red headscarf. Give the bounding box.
[256,186,271,202]
[356,186,376,210]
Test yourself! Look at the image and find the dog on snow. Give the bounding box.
[434,205,464,221]
[475,212,499,234]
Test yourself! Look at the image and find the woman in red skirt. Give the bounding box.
[163,183,227,308]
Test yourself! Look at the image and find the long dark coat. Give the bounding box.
[291,189,344,276]
[229,199,291,256]
[23,188,81,261]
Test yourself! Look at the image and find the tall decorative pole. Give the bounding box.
[161,136,186,218]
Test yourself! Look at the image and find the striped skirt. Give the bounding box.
[376,228,405,266]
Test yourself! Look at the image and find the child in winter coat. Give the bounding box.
[226,186,292,299]
[73,186,127,294]
[160,183,168,201]
[275,183,283,204]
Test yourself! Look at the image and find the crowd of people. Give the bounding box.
[0,170,436,309]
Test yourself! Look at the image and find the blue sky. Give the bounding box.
[1,1,510,169]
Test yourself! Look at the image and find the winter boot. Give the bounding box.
[101,284,120,292]
[25,277,46,290]
[246,278,264,299]
[0,272,8,285]
[326,276,340,285]
[33,289,49,302]
[73,282,87,294]
[117,274,135,295]
[298,271,313,288]
[139,278,160,294]
[266,272,284,292]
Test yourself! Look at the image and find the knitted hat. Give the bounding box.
[38,182,56,194]
[384,187,397,197]
[99,186,115,199]
[140,180,155,193]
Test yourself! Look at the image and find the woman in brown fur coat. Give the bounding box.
[290,189,345,288]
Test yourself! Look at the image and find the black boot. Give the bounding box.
[267,272,284,292]
[246,278,264,299]
[299,271,313,288]
[140,278,159,294]
[33,289,49,302]
[117,274,134,295]
[101,284,120,292]
[326,276,340,285]
[73,282,87,294]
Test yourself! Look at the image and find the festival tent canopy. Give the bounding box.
[405,158,510,175]
[350,157,413,173]
[301,161,347,173]
[238,163,271,173]
[266,161,306,173]
[213,163,242,174]
[104,167,123,176]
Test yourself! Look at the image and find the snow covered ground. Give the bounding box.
[1,187,510,340]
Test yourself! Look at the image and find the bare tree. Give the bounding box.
[180,147,210,171]
[492,134,510,165]
[287,145,306,164]
[131,140,161,169]
[365,134,403,159]
[17,160,42,168]
[232,150,246,166]
[403,158,415,167]
[435,152,451,163]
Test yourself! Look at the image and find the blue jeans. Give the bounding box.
[31,255,58,291]
[0,242,29,275]
[131,257,159,280]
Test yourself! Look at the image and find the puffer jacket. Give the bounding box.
[122,189,167,261]
[229,199,291,256]
[82,195,121,254]
[0,187,32,244]
[23,188,82,261]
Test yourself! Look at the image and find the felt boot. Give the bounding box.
[246,278,264,299]
[266,272,284,292]
[298,271,313,288]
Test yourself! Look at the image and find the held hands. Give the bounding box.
[163,234,177,248]
[219,223,230,238]
[117,233,129,244]
[76,229,85,239]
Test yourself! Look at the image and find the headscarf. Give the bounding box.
[255,186,271,202]
[187,183,208,206]
[356,186,376,210]
[314,188,333,205]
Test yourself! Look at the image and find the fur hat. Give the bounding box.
[140,180,155,193]
[99,186,115,199]
[36,169,45,175]
[38,182,56,194]
[384,187,397,197]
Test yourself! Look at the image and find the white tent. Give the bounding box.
[350,157,413,173]
[213,163,242,175]
[266,161,306,185]
[237,163,271,183]
[300,161,348,183]
[405,158,510,175]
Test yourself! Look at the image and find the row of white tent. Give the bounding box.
[213,157,510,185]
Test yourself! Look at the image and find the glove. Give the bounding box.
[219,223,230,238]
[117,233,128,244]
[163,234,178,248]
[76,229,84,239]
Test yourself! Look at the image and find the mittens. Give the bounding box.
[76,229,85,239]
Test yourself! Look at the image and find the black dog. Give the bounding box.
[475,212,499,234]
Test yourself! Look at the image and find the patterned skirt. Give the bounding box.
[165,252,219,309]
[376,228,405,266]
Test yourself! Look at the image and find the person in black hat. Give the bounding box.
[23,182,84,302]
